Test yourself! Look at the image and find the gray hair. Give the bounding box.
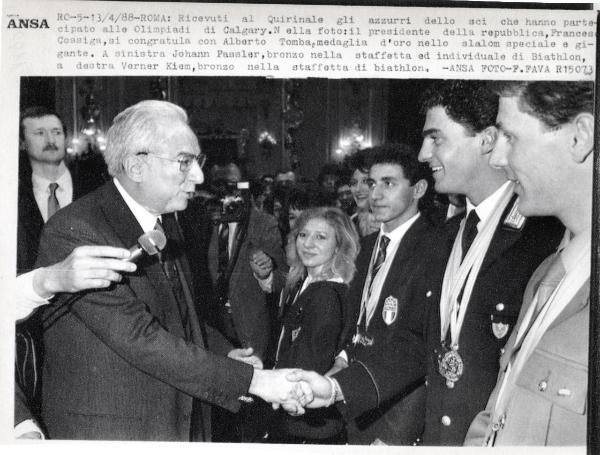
[103,100,200,176]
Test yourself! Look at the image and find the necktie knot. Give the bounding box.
[461,209,480,261]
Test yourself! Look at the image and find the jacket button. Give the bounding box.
[426,290,432,298]
[441,415,451,426]
[496,303,505,311]
[538,380,548,392]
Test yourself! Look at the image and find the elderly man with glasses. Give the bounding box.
[35,100,303,441]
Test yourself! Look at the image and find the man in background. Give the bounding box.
[16,106,106,421]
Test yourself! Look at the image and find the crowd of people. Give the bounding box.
[14,79,593,447]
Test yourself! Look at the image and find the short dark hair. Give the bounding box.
[420,80,498,135]
[20,106,67,141]
[317,163,342,186]
[491,81,594,129]
[344,148,370,174]
[366,143,430,186]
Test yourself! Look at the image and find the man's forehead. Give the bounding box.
[23,115,63,129]
[423,105,461,132]
[369,163,406,179]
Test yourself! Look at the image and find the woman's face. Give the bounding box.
[296,217,337,277]
[350,169,370,210]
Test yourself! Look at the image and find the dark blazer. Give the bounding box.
[334,196,564,445]
[37,181,254,441]
[188,207,285,359]
[339,215,437,445]
[275,280,347,440]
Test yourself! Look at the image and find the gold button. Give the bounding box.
[538,380,548,392]
[496,303,505,311]
[441,415,451,426]
[426,290,432,298]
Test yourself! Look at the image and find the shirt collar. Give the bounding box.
[31,161,71,190]
[113,177,158,232]
[380,212,420,245]
[465,180,512,227]
[559,228,591,274]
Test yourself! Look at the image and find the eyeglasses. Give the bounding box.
[137,151,206,173]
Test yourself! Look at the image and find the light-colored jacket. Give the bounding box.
[465,255,589,446]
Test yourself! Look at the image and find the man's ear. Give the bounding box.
[124,155,145,183]
[570,113,594,163]
[413,178,428,200]
[480,126,498,154]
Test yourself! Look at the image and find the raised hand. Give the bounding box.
[228,347,263,369]
[33,245,136,298]
[249,249,273,279]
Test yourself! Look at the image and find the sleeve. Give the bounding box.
[284,285,343,374]
[333,293,429,420]
[15,270,51,322]
[37,216,254,413]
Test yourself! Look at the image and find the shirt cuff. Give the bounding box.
[16,270,51,322]
[14,419,45,439]
[332,378,345,403]
[336,350,349,363]
[255,272,273,293]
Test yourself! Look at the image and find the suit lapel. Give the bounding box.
[480,195,524,274]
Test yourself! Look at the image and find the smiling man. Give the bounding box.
[465,81,593,446]
[288,81,563,446]
[35,100,303,441]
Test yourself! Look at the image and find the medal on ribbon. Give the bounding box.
[438,345,464,389]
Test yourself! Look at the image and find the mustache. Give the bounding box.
[43,144,59,152]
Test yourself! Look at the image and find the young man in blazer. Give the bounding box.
[287,81,563,445]
[465,82,593,446]
[330,143,435,445]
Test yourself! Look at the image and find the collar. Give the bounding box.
[559,228,591,275]
[466,180,512,228]
[31,161,71,190]
[380,212,420,244]
[113,177,159,232]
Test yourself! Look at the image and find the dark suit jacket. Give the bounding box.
[183,206,285,359]
[339,215,436,445]
[37,181,254,441]
[335,196,564,445]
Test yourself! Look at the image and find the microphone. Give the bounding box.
[128,230,167,262]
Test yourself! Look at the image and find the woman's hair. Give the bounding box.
[284,207,360,295]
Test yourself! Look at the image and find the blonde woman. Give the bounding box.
[271,207,359,444]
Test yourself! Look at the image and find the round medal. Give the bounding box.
[438,348,464,388]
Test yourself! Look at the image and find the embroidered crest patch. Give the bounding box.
[492,322,509,339]
[382,296,399,325]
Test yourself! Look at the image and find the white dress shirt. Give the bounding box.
[31,162,73,222]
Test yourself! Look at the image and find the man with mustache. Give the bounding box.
[16,106,106,423]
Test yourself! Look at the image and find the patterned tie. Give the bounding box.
[47,182,60,219]
[461,209,479,262]
[372,235,390,278]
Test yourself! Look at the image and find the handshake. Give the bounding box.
[228,349,340,415]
